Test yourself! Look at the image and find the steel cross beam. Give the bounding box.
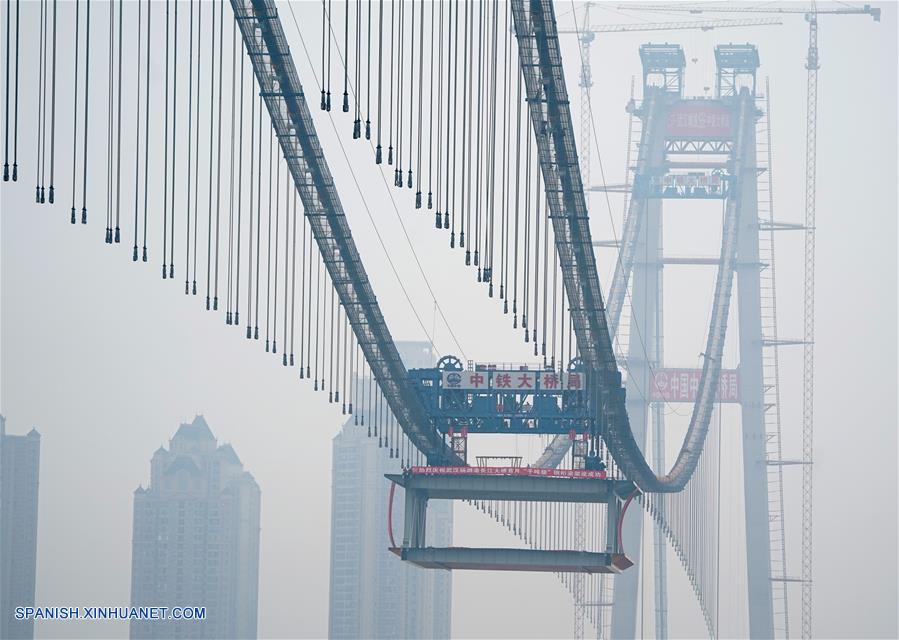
[232,0,456,464]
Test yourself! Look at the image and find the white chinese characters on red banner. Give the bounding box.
[665,101,734,139]
[440,370,584,391]
[650,368,740,403]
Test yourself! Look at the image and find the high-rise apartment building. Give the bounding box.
[130,416,260,640]
[328,342,453,639]
[0,415,41,640]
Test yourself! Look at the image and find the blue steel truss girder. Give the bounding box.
[510,0,752,493]
[232,0,456,464]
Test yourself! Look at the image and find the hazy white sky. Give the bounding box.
[1,1,896,639]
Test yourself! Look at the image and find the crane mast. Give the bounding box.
[801,10,818,640]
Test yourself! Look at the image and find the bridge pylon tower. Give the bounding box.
[609,43,767,640]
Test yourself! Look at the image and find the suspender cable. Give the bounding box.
[374,0,382,162]
[364,0,370,139]
[365,373,371,434]
[472,0,484,271]
[253,101,262,338]
[226,15,237,321]
[70,0,81,224]
[326,0,332,110]
[313,248,321,389]
[351,341,358,415]
[48,0,57,200]
[386,0,393,164]
[332,290,339,402]
[79,0,91,224]
[425,0,434,209]
[501,2,511,306]
[38,0,47,199]
[512,66,521,326]
[522,127,531,337]
[131,0,141,255]
[356,0,362,140]
[105,0,113,235]
[394,0,404,185]
[234,40,245,326]
[342,313,349,411]
[541,195,549,361]
[3,0,10,181]
[34,0,45,202]
[298,207,307,375]
[413,0,424,202]
[305,215,313,378]
[532,171,541,353]
[191,0,202,290]
[213,0,225,309]
[320,0,326,109]
[485,0,499,292]
[406,0,417,190]
[168,0,178,274]
[328,283,335,400]
[286,186,297,366]
[446,0,458,235]
[39,0,49,201]
[245,89,255,334]
[459,0,469,253]
[282,182,297,366]
[205,0,216,307]
[184,0,194,286]
[272,156,281,354]
[140,0,150,256]
[11,0,18,181]
[161,0,170,272]
[433,0,443,227]
[551,239,558,369]
[342,0,349,112]
[263,125,272,341]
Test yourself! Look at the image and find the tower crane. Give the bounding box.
[615,3,881,639]
[559,13,783,640]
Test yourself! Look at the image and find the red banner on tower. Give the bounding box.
[666,101,734,139]
[650,368,740,403]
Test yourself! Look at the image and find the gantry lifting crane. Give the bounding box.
[557,12,783,639]
[614,3,881,639]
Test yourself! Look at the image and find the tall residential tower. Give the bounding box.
[0,416,41,640]
[328,342,453,639]
[130,416,261,640]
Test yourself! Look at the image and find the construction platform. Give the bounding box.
[385,468,636,574]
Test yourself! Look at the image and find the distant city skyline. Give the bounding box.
[130,416,260,640]
[1,415,41,640]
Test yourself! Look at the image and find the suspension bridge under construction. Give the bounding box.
[0,1,884,638]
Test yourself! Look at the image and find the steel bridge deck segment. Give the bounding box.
[392,547,633,574]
